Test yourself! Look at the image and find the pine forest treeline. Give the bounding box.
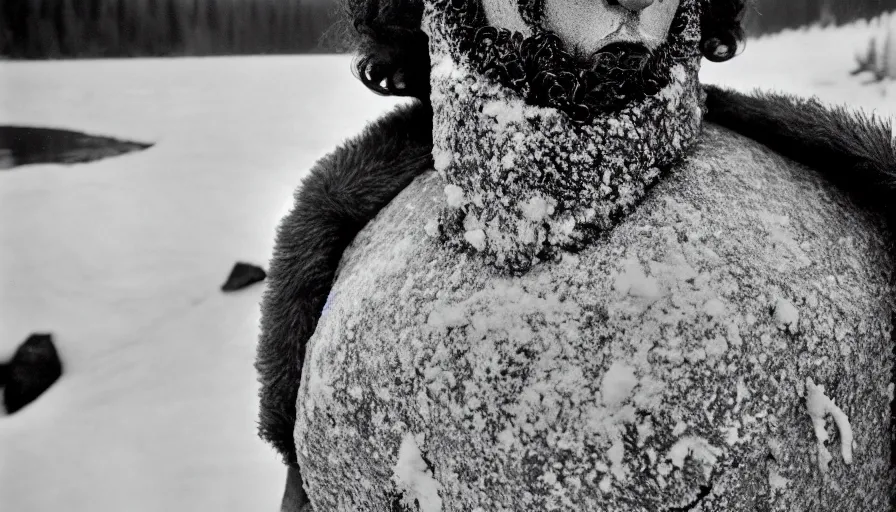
[0,0,343,58]
[1,0,895,59]
[745,0,896,36]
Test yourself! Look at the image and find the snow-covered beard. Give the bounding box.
[447,0,698,119]
[424,0,706,273]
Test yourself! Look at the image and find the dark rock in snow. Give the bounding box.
[0,362,8,387]
[0,125,152,170]
[4,333,63,414]
[221,262,267,292]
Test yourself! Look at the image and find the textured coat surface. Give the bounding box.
[295,124,895,511]
[257,89,896,476]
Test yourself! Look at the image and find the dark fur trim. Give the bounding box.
[280,466,310,511]
[256,101,434,467]
[257,88,896,469]
[704,85,896,223]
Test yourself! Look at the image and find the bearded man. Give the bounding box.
[257,0,896,510]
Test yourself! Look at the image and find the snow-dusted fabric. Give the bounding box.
[259,86,896,477]
[425,0,704,272]
[294,125,895,510]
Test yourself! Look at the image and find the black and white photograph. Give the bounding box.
[1,0,895,510]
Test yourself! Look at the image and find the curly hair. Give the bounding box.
[347,0,746,99]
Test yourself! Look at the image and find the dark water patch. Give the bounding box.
[0,126,152,170]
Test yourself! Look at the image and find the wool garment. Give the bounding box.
[426,0,705,272]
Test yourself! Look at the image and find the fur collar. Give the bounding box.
[704,86,896,222]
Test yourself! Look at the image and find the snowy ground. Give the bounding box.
[1,13,894,512]
[701,11,896,119]
[0,56,405,512]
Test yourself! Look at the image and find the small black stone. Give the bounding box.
[221,262,267,292]
[4,333,63,414]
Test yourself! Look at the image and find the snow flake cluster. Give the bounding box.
[804,377,854,473]
[392,433,444,512]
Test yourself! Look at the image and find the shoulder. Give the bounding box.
[703,85,896,223]
[256,100,434,467]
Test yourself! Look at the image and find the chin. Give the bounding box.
[590,40,652,56]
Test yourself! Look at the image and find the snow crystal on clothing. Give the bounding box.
[425,219,441,238]
[773,297,800,332]
[600,361,639,408]
[805,377,854,472]
[500,152,517,170]
[392,433,443,512]
[444,184,465,208]
[520,196,554,223]
[768,468,790,491]
[482,99,527,130]
[433,149,454,172]
[667,436,721,479]
[703,298,727,318]
[613,259,664,301]
[463,229,486,250]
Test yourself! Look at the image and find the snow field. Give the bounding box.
[1,55,405,512]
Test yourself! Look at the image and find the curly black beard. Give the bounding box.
[436,0,699,122]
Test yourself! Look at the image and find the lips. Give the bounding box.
[592,21,667,53]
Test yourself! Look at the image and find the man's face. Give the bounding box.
[455,0,697,120]
[481,0,682,56]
